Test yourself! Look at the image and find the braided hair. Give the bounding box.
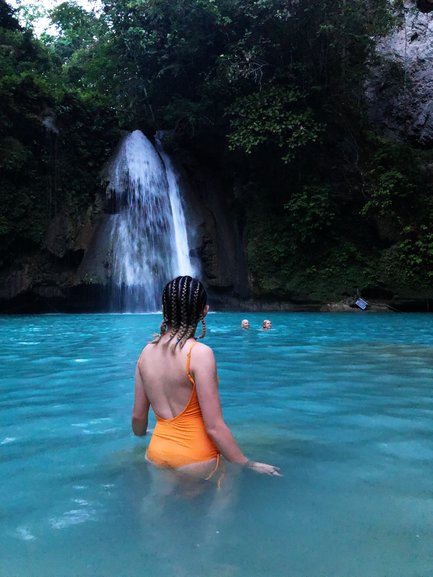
[154,276,207,348]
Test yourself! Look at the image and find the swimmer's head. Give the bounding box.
[157,276,208,347]
[262,319,271,329]
[241,319,250,329]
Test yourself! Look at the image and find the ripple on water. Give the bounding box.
[14,527,36,541]
[379,439,433,462]
[49,507,98,530]
[1,436,16,445]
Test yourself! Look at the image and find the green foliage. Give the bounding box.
[361,169,414,219]
[246,184,334,272]
[8,1,48,31]
[0,0,21,30]
[227,85,322,163]
[0,136,30,170]
[245,202,293,296]
[0,8,57,256]
[88,0,229,129]
[398,224,433,282]
[301,242,377,300]
[46,2,105,59]
[245,196,375,301]
[0,3,117,264]
[16,0,399,142]
[243,180,338,299]
[359,134,433,287]
[284,184,335,244]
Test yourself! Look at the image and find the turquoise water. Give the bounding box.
[1,312,433,577]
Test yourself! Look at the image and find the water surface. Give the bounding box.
[1,313,432,577]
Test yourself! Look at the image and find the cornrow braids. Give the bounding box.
[178,324,196,348]
[168,276,180,341]
[160,289,169,334]
[190,281,205,340]
[176,276,190,347]
[198,315,206,339]
[158,276,208,348]
[191,282,200,322]
[160,319,168,334]
[151,285,170,344]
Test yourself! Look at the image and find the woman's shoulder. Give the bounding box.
[137,341,157,361]
[190,341,215,361]
[141,342,155,353]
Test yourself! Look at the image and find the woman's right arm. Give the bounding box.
[193,345,281,476]
[131,362,150,436]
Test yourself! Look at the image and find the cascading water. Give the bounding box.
[155,132,193,277]
[103,130,197,311]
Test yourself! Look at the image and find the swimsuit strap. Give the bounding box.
[186,341,197,385]
[137,348,146,368]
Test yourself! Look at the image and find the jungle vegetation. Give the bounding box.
[0,0,432,302]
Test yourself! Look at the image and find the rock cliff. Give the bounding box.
[367,3,433,145]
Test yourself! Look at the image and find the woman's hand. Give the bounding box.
[247,461,282,477]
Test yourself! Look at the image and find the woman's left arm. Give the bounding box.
[131,363,150,436]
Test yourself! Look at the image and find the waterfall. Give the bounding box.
[155,132,193,277]
[103,130,197,312]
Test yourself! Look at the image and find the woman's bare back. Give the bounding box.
[138,336,199,420]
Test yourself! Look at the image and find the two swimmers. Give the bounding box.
[241,319,272,329]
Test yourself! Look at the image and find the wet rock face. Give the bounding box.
[0,199,105,312]
[367,5,433,145]
[44,203,100,260]
[0,265,33,300]
[167,150,250,302]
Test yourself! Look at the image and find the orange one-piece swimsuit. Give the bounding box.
[145,342,220,473]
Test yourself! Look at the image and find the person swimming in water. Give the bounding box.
[241,319,250,329]
[132,276,281,480]
[262,319,272,330]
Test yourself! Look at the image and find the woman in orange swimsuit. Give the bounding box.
[132,275,281,480]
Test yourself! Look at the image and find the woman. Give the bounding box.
[132,276,281,480]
